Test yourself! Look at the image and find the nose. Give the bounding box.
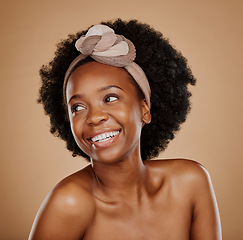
[85,105,108,126]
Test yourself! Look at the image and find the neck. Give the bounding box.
[91,151,147,202]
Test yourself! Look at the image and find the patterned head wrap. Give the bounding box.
[63,25,151,108]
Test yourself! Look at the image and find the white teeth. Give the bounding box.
[91,131,119,143]
[101,133,106,139]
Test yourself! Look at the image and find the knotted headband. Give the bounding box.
[63,24,151,108]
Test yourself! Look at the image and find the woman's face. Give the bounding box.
[66,61,149,163]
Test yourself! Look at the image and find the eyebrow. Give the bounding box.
[68,94,83,104]
[68,85,123,104]
[98,85,124,92]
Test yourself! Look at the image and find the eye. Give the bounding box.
[71,104,85,114]
[104,95,118,103]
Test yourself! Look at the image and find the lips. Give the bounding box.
[90,131,120,143]
[88,130,121,147]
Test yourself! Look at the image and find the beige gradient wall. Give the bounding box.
[0,0,242,239]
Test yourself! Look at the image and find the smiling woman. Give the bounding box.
[29,19,222,240]
[66,62,149,164]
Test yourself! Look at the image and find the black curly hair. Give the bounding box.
[38,19,196,161]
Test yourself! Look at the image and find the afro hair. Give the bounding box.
[38,19,196,161]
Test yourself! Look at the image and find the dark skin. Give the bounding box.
[29,62,222,240]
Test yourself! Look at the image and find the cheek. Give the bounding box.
[69,117,84,144]
[70,119,92,156]
[115,105,142,134]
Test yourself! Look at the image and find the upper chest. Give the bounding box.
[83,186,193,240]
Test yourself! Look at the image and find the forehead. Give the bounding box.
[66,61,138,100]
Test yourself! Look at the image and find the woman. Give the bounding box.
[29,19,221,239]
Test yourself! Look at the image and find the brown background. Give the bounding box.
[0,0,242,239]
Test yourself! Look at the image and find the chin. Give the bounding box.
[91,148,126,164]
[92,143,140,165]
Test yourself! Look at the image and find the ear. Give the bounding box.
[141,99,151,124]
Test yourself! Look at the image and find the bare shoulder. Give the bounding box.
[144,159,213,198]
[48,164,95,217]
[29,165,95,240]
[145,159,222,239]
[145,158,209,179]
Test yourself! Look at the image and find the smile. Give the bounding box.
[90,131,120,143]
